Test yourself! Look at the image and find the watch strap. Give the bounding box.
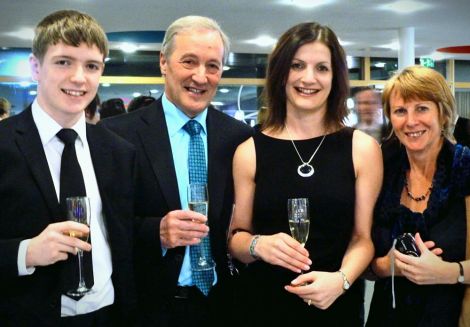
[338,269,350,290]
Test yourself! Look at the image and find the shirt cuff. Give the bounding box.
[18,239,35,276]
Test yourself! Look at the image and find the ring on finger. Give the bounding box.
[307,299,312,306]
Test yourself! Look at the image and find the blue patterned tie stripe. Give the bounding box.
[183,120,214,296]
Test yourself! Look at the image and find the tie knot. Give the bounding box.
[57,129,78,145]
[183,120,202,136]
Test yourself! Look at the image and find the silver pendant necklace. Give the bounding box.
[285,125,326,178]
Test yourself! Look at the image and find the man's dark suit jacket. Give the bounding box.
[454,116,470,147]
[0,107,137,326]
[101,97,252,323]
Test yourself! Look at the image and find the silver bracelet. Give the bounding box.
[249,235,261,260]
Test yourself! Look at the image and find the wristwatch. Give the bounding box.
[338,270,350,291]
[457,262,465,283]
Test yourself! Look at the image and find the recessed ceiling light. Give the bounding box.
[150,89,159,94]
[219,88,230,94]
[101,83,111,87]
[120,42,139,53]
[211,101,224,106]
[379,0,431,14]
[223,66,231,71]
[132,92,142,97]
[19,81,31,87]
[3,27,34,40]
[378,41,400,51]
[282,0,335,9]
[104,57,111,62]
[245,35,277,47]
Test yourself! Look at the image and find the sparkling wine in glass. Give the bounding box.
[287,198,310,246]
[188,183,215,271]
[66,196,92,297]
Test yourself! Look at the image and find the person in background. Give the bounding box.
[0,10,137,326]
[0,97,11,120]
[127,95,156,113]
[367,65,470,327]
[99,97,126,119]
[85,94,101,124]
[228,22,382,326]
[354,87,388,143]
[453,114,470,146]
[101,15,252,327]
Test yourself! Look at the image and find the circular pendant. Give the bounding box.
[297,163,314,178]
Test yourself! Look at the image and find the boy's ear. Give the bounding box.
[29,54,40,82]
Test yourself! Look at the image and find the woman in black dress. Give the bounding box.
[227,22,382,326]
[367,65,470,326]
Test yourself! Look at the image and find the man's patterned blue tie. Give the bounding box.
[183,119,214,296]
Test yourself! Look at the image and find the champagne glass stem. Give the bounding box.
[77,249,86,289]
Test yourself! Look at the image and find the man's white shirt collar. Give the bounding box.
[31,98,87,146]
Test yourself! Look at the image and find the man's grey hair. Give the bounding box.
[161,15,230,64]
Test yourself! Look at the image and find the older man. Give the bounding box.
[101,15,252,327]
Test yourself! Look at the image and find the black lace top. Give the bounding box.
[367,140,470,327]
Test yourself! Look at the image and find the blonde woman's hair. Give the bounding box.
[382,65,456,142]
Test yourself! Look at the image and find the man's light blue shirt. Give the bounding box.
[162,93,216,286]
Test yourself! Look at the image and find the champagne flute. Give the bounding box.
[288,198,310,246]
[188,183,215,271]
[66,196,92,297]
[288,198,310,284]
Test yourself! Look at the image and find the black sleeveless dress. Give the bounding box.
[235,128,364,326]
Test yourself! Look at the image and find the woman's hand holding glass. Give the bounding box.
[253,233,311,273]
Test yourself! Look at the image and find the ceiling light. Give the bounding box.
[379,0,431,14]
[150,89,159,94]
[338,38,352,47]
[378,41,400,51]
[29,90,37,96]
[427,51,447,61]
[245,35,277,47]
[374,62,386,68]
[3,27,34,40]
[282,0,334,9]
[120,42,139,53]
[19,81,31,87]
[132,92,142,97]
[219,88,230,94]
[211,101,224,106]
[223,66,231,71]
[101,83,111,87]
[104,57,111,62]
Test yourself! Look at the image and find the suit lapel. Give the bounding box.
[87,124,113,214]
[14,107,61,220]
[206,108,230,225]
[138,100,181,210]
